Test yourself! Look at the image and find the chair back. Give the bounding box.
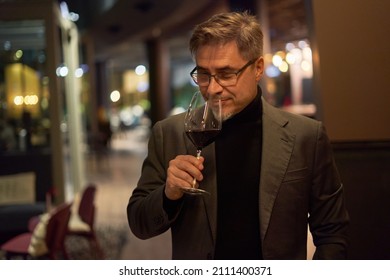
[78,184,96,227]
[44,202,72,258]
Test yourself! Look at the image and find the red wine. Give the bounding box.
[186,129,220,149]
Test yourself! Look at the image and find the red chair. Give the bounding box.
[67,184,104,259]
[1,202,72,259]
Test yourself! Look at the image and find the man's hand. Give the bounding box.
[165,155,204,200]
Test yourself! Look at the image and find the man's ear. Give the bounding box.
[255,57,264,81]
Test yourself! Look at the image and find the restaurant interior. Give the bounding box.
[0,0,389,260]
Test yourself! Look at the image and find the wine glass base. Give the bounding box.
[180,187,210,195]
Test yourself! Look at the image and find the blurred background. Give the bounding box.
[0,0,389,260]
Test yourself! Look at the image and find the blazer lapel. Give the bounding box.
[259,100,295,242]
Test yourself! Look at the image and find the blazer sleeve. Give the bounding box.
[309,122,350,259]
[126,119,184,239]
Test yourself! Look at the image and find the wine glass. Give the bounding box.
[181,91,222,195]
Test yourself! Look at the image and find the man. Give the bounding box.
[127,11,349,260]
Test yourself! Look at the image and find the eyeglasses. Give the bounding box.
[190,58,257,87]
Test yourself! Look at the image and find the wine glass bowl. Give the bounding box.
[182,91,222,195]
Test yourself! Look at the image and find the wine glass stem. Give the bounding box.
[192,149,202,188]
[196,149,202,159]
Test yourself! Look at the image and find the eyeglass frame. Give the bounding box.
[190,58,258,87]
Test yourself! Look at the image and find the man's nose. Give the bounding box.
[207,76,223,95]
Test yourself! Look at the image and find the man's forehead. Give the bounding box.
[194,42,244,69]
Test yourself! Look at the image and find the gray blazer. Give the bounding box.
[127,97,349,259]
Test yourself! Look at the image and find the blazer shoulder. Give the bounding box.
[156,112,185,126]
[262,98,320,130]
[152,113,185,132]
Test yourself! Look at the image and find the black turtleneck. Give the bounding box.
[214,90,263,260]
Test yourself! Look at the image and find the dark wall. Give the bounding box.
[309,0,390,141]
[333,142,390,259]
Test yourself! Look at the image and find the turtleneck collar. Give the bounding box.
[223,87,263,127]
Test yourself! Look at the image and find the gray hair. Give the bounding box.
[189,11,264,60]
